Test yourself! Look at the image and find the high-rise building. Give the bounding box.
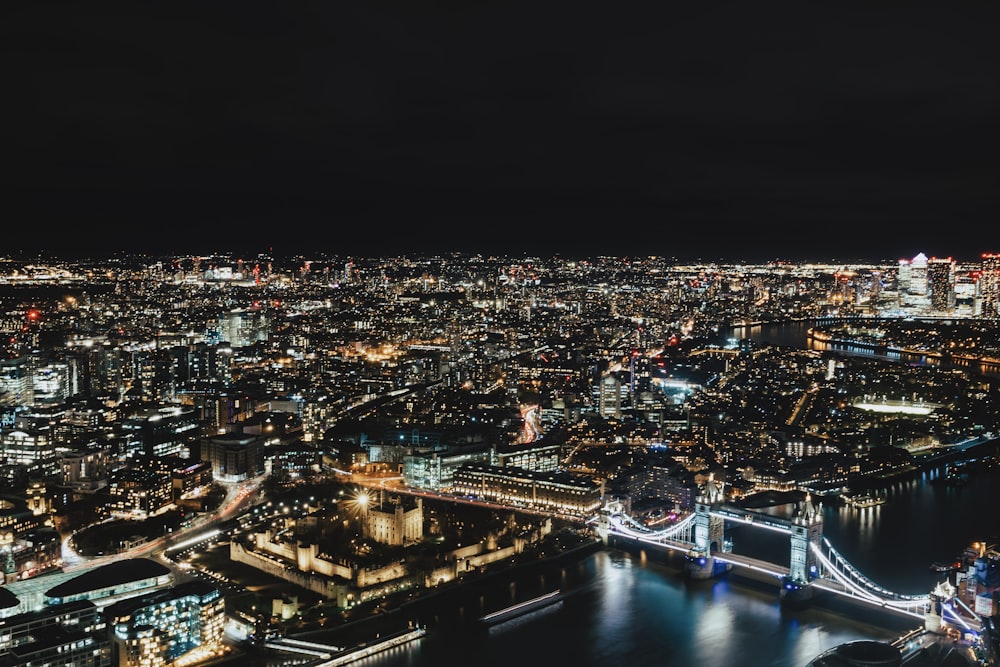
[951,268,979,316]
[980,253,1000,318]
[0,358,32,407]
[896,252,932,310]
[0,422,58,481]
[599,373,623,419]
[908,252,929,296]
[927,257,955,313]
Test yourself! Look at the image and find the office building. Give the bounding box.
[0,600,111,667]
[202,432,266,482]
[927,257,955,313]
[104,580,226,667]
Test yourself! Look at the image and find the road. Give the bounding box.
[349,472,589,526]
[60,476,265,573]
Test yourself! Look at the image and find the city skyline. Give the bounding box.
[0,244,996,664]
[6,1,1000,263]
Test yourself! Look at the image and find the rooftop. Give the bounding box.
[45,558,170,599]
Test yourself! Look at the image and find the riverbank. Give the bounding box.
[272,531,604,651]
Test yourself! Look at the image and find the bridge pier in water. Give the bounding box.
[686,485,826,608]
[780,494,824,607]
[602,490,955,622]
[685,479,732,579]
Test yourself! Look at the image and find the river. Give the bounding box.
[249,321,1000,667]
[725,319,1000,376]
[262,459,999,667]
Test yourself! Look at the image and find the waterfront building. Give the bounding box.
[104,580,226,667]
[627,460,697,514]
[965,545,1000,616]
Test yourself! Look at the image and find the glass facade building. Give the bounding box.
[105,580,225,667]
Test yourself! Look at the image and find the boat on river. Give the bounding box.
[929,560,961,573]
[842,492,887,509]
[477,589,564,626]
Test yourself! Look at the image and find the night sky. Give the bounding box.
[6,1,1000,262]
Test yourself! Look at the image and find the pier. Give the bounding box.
[267,626,426,667]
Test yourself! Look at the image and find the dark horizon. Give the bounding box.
[6,1,999,264]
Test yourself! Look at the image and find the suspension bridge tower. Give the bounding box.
[594,497,625,545]
[781,493,824,606]
[686,476,732,579]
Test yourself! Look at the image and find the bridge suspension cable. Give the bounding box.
[609,510,697,542]
[810,539,930,617]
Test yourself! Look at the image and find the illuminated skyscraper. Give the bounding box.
[908,252,928,297]
[599,373,623,419]
[897,252,930,310]
[954,272,979,316]
[981,253,1000,318]
[927,257,955,313]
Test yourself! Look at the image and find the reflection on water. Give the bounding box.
[277,321,1000,667]
[727,320,1000,377]
[327,461,1000,667]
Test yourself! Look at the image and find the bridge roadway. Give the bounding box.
[709,505,798,533]
[605,510,989,633]
[623,532,792,580]
[611,526,940,624]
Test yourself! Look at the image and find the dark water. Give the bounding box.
[726,319,1000,376]
[725,320,816,350]
[727,320,926,363]
[284,464,1000,667]
[270,321,1000,667]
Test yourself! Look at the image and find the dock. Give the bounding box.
[280,626,426,667]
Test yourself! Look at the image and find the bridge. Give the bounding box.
[594,479,983,637]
